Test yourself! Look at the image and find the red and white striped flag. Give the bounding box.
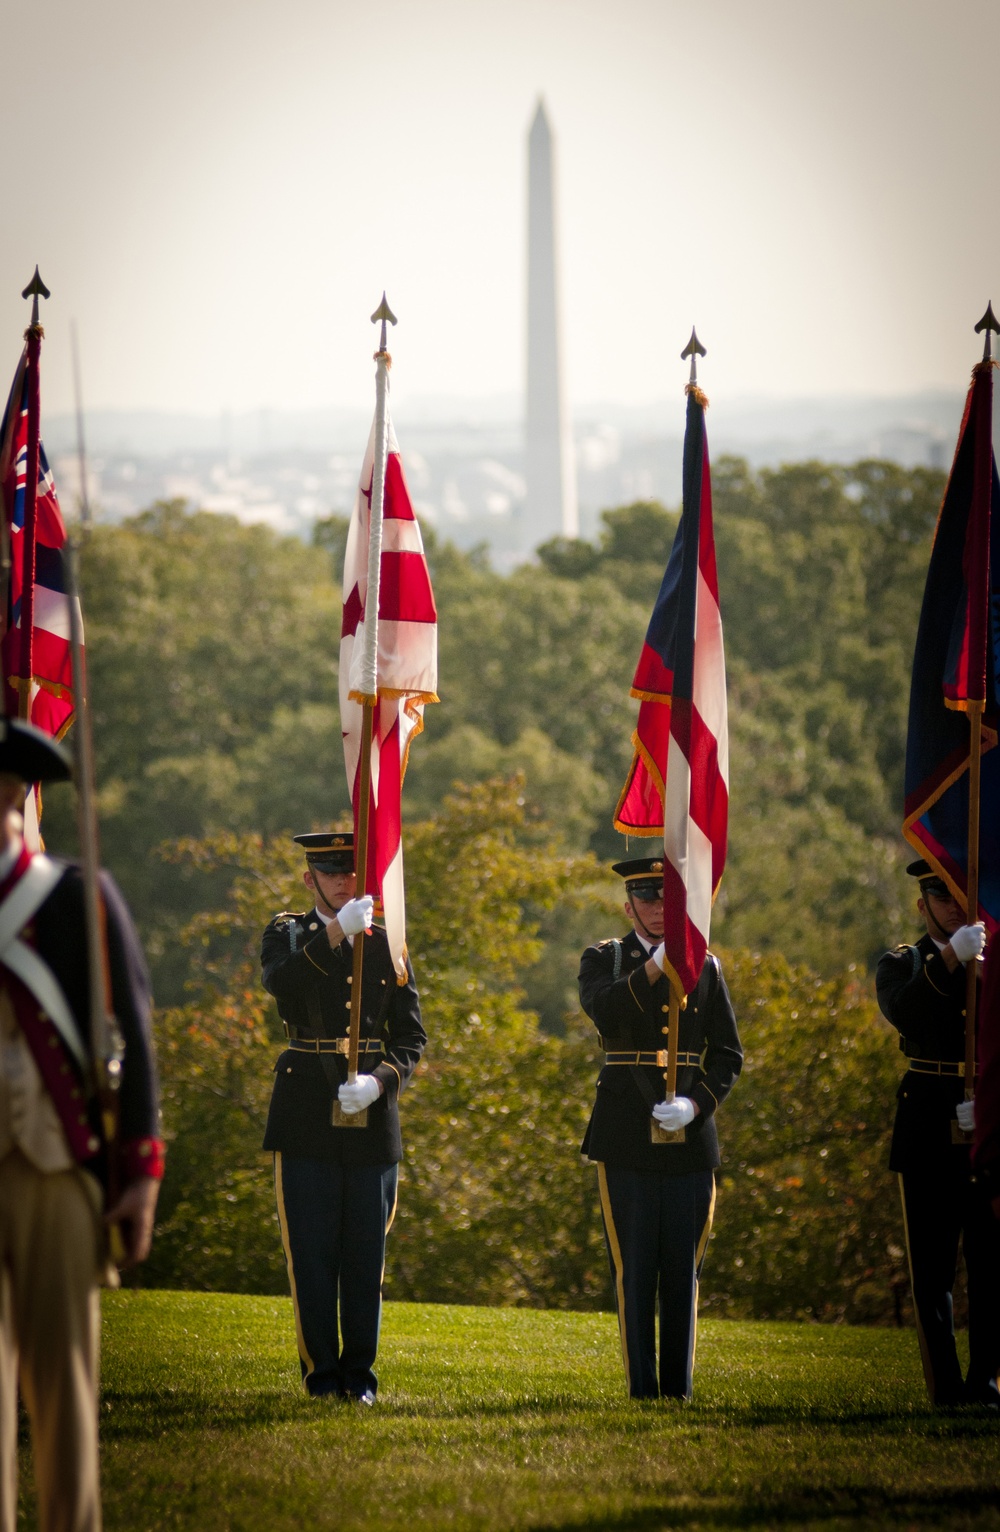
[340,410,437,981]
[0,332,79,847]
[615,385,728,997]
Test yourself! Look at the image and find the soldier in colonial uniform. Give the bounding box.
[579,856,742,1400]
[0,720,163,1532]
[876,858,999,1408]
[261,831,425,1404]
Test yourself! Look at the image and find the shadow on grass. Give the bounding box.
[100,1386,1000,1443]
[102,1389,304,1438]
[531,1485,1000,1531]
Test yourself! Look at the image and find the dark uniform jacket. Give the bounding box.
[12,861,161,1187]
[579,931,742,1174]
[876,932,979,1174]
[261,910,425,1166]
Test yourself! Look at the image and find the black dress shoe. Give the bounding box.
[965,1381,1000,1410]
[345,1389,376,1407]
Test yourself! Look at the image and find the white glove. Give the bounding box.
[956,1098,976,1133]
[336,895,374,937]
[950,923,986,962]
[652,1096,696,1131]
[651,942,667,972]
[338,1075,381,1114]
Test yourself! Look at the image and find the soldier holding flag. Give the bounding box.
[877,309,1000,1410]
[580,338,742,1400]
[262,302,434,1404]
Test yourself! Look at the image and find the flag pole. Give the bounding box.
[337,295,397,1126]
[655,327,710,1148]
[963,303,999,1097]
[17,268,49,721]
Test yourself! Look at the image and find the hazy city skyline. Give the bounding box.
[4,0,1000,424]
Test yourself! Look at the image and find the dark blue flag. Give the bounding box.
[904,360,1000,930]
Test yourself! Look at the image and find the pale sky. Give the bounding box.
[3,0,998,420]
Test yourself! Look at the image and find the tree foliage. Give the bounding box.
[42,457,944,994]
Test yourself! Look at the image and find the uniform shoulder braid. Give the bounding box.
[270,910,306,930]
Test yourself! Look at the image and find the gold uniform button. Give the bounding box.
[345,1001,352,1009]
[661,1004,668,1013]
[346,976,353,985]
[662,1026,669,1035]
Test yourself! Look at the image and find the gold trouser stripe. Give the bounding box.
[273,1153,315,1388]
[696,1177,717,1266]
[898,1173,935,1404]
[597,1163,631,1394]
[380,1178,400,1286]
[691,1177,717,1372]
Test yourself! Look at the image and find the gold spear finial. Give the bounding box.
[681,326,706,388]
[974,301,1000,362]
[21,267,50,330]
[371,293,398,355]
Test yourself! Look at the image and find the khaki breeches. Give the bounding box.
[0,1150,103,1532]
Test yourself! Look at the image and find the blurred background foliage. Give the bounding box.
[36,455,947,1317]
[42,454,942,1001]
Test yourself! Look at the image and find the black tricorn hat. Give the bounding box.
[293,830,355,874]
[612,855,665,900]
[0,718,72,784]
[906,857,951,898]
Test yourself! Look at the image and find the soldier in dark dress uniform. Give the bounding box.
[876,857,999,1409]
[261,832,425,1404]
[0,720,163,1532]
[579,856,742,1400]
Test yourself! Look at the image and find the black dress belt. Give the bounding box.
[906,1057,975,1078]
[604,1050,702,1068]
[288,1036,382,1056]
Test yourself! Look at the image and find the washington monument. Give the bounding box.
[526,99,577,542]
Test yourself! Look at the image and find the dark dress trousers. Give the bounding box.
[877,934,1000,1407]
[261,910,425,1398]
[579,931,742,1399]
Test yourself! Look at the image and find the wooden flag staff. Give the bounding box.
[652,327,709,1150]
[17,268,49,722]
[962,303,1000,1101]
[333,295,397,1130]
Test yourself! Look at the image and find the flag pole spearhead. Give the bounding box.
[371,292,398,356]
[21,267,50,331]
[974,301,1000,361]
[681,326,706,387]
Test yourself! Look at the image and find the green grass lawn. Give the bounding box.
[19,1292,1000,1531]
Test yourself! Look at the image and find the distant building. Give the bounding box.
[526,99,577,545]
